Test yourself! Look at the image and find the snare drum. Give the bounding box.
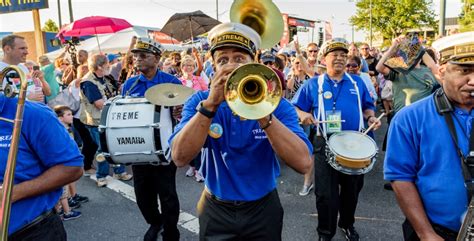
[98,96,173,165]
[326,131,377,175]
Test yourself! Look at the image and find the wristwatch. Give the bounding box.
[196,100,216,119]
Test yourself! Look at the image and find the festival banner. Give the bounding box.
[0,0,49,14]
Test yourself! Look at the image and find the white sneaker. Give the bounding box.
[299,183,314,196]
[113,172,133,181]
[185,167,195,177]
[97,178,107,187]
[194,170,204,182]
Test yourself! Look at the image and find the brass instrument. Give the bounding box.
[225,63,282,120]
[224,0,284,120]
[230,0,284,49]
[0,66,28,240]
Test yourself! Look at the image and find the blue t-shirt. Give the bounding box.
[384,95,470,231]
[291,74,375,132]
[0,95,83,234]
[121,70,181,97]
[169,91,313,201]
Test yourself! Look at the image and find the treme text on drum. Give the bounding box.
[111,111,139,121]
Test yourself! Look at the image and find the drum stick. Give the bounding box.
[363,113,385,135]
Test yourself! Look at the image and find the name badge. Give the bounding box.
[326,110,342,133]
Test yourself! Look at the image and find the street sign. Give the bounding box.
[0,0,49,14]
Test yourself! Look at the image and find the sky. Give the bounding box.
[0,0,464,45]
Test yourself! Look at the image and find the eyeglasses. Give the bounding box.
[263,61,274,65]
[294,62,300,65]
[346,63,359,68]
[133,52,155,59]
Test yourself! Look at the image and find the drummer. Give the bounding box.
[121,37,181,241]
[291,38,381,241]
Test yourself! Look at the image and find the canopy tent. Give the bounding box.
[46,26,184,59]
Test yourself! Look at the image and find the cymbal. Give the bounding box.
[145,83,195,106]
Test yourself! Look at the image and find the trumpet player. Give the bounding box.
[169,22,312,240]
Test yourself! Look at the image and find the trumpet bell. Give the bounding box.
[225,63,282,120]
[230,0,284,49]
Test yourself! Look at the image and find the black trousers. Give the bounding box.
[73,118,98,170]
[197,189,283,241]
[132,163,180,241]
[402,219,458,241]
[9,211,66,241]
[313,136,364,239]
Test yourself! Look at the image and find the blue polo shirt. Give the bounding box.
[0,94,83,234]
[121,70,181,96]
[291,74,375,131]
[169,91,313,201]
[384,95,470,231]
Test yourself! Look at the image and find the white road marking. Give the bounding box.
[90,175,200,234]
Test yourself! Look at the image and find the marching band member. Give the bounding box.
[0,34,83,241]
[121,38,181,241]
[292,38,381,241]
[169,22,313,241]
[384,32,474,241]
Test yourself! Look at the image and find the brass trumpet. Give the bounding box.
[225,63,282,120]
[0,66,28,240]
[224,0,284,120]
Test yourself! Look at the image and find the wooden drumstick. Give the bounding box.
[363,113,385,135]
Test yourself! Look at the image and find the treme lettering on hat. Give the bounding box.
[214,32,251,48]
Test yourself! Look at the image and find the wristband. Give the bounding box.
[196,100,216,119]
[367,116,376,122]
[260,115,273,130]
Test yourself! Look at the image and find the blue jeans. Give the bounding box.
[86,126,125,179]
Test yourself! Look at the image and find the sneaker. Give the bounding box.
[194,171,204,182]
[113,172,133,181]
[68,198,81,209]
[299,183,314,196]
[185,167,195,177]
[340,226,360,241]
[144,224,163,241]
[71,194,89,204]
[83,168,96,177]
[63,210,82,221]
[97,178,107,187]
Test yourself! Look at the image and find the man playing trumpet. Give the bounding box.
[169,22,312,240]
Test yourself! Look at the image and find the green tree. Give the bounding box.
[350,0,437,41]
[42,19,59,32]
[459,0,474,32]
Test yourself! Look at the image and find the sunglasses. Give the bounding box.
[308,50,319,53]
[263,61,274,65]
[133,52,155,59]
[346,63,359,68]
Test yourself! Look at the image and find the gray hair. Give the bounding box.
[88,54,108,72]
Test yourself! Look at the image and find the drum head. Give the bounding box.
[328,131,377,159]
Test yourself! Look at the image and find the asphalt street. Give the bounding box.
[63,116,405,241]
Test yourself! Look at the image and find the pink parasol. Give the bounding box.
[57,16,133,52]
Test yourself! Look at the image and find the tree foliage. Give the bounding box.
[42,19,59,33]
[350,0,437,40]
[459,0,474,32]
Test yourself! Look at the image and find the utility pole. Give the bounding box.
[439,0,446,36]
[216,0,219,21]
[57,0,62,28]
[68,0,74,22]
[369,0,372,46]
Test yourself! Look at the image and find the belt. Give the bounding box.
[9,209,55,239]
[204,188,275,206]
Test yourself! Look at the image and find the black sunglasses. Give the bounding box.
[346,63,359,68]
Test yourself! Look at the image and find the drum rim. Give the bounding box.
[327,130,377,159]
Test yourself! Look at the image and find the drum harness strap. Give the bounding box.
[316,73,364,140]
[434,88,474,200]
[124,77,141,97]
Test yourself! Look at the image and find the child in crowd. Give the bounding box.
[54,105,88,220]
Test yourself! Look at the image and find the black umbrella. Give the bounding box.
[160,10,221,42]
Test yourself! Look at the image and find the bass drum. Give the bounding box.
[98,96,173,165]
[326,131,377,175]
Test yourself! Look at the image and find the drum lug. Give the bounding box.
[154,150,165,155]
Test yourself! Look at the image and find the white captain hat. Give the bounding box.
[432,31,474,65]
[207,22,261,57]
